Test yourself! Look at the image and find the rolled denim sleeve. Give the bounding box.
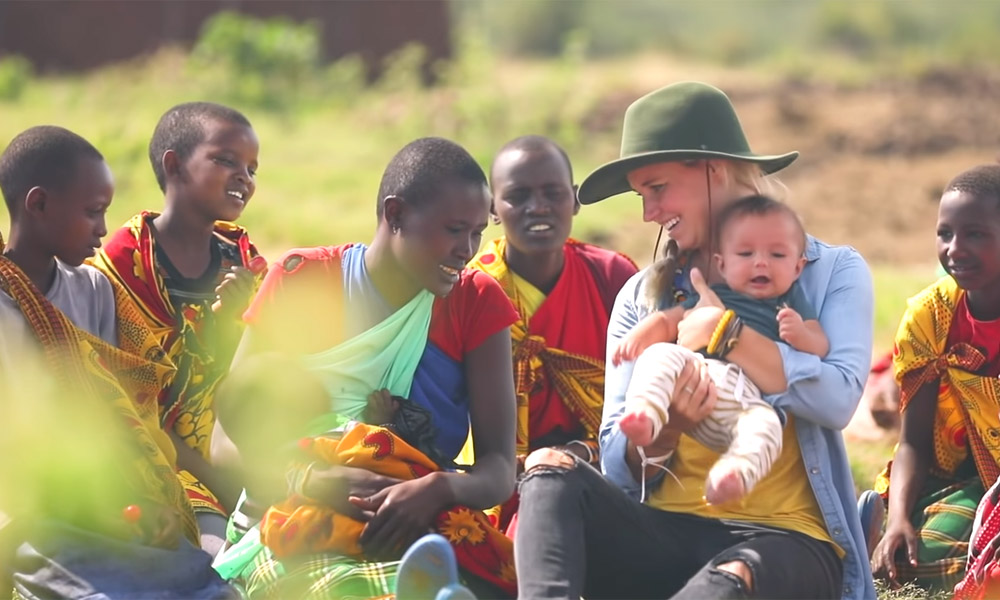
[765,245,874,431]
[599,271,651,495]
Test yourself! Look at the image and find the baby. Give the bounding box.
[613,194,828,505]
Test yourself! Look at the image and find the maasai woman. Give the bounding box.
[212,137,518,598]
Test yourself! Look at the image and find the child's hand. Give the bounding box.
[613,308,683,365]
[613,325,658,366]
[364,389,399,425]
[212,266,259,318]
[777,306,806,345]
[612,332,644,366]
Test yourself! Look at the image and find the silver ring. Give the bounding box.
[683,386,694,394]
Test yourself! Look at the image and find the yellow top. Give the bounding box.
[455,270,547,467]
[649,414,844,557]
[508,270,546,320]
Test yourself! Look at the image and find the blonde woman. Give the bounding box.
[514,82,875,600]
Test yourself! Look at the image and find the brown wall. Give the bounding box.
[0,0,451,76]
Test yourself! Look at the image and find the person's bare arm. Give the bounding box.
[169,430,241,512]
[872,380,936,585]
[679,305,788,395]
[350,328,517,557]
[676,269,788,394]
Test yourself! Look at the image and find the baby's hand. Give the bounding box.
[777,306,806,345]
[612,310,678,366]
[612,331,645,366]
[364,389,399,425]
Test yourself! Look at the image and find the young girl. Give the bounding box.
[94,102,265,554]
[873,164,1000,592]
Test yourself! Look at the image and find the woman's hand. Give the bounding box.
[871,518,919,588]
[676,268,725,351]
[349,472,453,559]
[662,357,718,437]
[303,465,401,521]
[626,357,716,477]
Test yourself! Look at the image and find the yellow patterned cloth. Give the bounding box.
[876,276,1000,493]
[468,238,616,455]
[94,212,262,515]
[256,424,516,596]
[0,253,198,544]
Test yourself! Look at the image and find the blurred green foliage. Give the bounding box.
[3,3,987,263]
[455,0,1000,69]
[189,12,322,108]
[0,56,32,101]
[0,11,614,258]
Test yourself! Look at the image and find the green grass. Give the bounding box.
[870,264,937,355]
[875,579,953,600]
[852,266,932,495]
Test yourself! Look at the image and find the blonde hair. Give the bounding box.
[718,159,787,201]
[642,159,786,310]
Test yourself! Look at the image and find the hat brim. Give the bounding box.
[577,150,799,205]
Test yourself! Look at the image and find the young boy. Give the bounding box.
[93,102,265,554]
[613,194,828,505]
[0,126,116,355]
[0,126,232,597]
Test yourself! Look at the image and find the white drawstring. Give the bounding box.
[730,364,748,410]
[636,445,683,503]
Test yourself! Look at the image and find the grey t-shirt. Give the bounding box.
[0,261,117,371]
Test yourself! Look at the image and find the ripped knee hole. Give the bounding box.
[715,560,754,592]
[523,447,578,473]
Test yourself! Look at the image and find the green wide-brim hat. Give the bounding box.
[578,81,799,205]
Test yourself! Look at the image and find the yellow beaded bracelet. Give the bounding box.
[707,309,735,355]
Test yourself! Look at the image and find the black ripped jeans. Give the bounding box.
[514,458,842,600]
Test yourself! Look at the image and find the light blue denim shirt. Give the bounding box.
[600,236,876,600]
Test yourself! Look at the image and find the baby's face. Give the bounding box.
[716,212,806,300]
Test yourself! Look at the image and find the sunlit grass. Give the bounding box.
[870,264,938,355]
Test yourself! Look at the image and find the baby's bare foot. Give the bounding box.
[620,411,655,447]
[705,464,747,506]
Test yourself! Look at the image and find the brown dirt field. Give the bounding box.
[584,67,1000,267]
